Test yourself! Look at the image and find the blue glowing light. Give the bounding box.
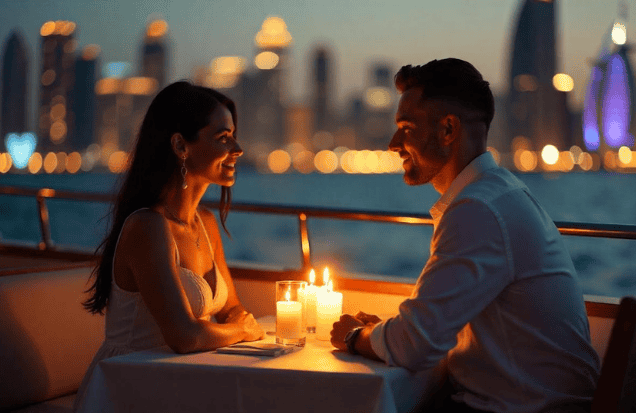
[102,62,131,79]
[601,54,634,148]
[5,132,36,169]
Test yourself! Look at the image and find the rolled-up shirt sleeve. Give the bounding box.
[370,198,513,371]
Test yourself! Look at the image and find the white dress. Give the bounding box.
[73,208,228,412]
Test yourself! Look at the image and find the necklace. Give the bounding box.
[164,206,201,249]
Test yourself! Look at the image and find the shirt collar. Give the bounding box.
[430,151,498,223]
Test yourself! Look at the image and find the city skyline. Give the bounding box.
[0,0,629,115]
[2,0,636,175]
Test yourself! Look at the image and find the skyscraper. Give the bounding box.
[38,20,77,153]
[72,45,100,151]
[241,16,293,161]
[507,0,571,152]
[583,7,635,152]
[312,46,332,134]
[1,30,29,142]
[141,19,168,89]
[363,63,395,149]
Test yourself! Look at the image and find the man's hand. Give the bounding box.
[330,314,365,351]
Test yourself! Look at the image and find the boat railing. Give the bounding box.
[0,184,629,316]
[2,184,636,259]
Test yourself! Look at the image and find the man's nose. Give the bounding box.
[388,132,401,152]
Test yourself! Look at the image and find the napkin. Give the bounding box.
[215,342,295,357]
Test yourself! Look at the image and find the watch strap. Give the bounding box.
[345,326,364,355]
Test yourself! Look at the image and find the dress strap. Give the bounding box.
[195,210,215,261]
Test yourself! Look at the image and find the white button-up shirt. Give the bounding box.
[370,152,600,412]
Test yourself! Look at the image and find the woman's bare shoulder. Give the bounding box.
[198,207,221,231]
[119,209,172,246]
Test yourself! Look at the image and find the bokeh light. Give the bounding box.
[541,145,559,165]
[43,152,58,174]
[28,152,43,174]
[108,151,129,173]
[147,20,168,38]
[254,16,292,48]
[365,87,392,109]
[254,51,280,70]
[552,73,574,92]
[66,152,82,173]
[0,153,12,173]
[314,150,338,173]
[618,146,633,165]
[612,22,627,45]
[268,150,291,173]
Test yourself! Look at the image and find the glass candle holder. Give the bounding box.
[276,281,307,346]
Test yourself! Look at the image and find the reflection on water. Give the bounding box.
[1,170,635,298]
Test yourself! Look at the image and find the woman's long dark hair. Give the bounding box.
[83,81,238,315]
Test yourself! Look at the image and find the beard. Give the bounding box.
[403,137,450,186]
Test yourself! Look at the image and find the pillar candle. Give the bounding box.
[305,284,319,328]
[315,283,343,340]
[276,299,303,339]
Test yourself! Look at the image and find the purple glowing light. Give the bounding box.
[601,54,633,148]
[583,66,603,150]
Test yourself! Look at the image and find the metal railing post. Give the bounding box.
[298,213,311,270]
[36,194,53,250]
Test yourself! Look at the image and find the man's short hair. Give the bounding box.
[395,58,495,130]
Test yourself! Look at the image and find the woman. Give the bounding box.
[74,82,263,411]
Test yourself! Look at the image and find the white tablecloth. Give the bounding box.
[79,316,446,413]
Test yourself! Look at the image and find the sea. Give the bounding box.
[1,168,635,299]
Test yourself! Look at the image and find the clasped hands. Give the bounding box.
[226,307,265,341]
[330,311,381,351]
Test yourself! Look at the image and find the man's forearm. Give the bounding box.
[353,325,383,362]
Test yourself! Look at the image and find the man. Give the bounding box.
[331,58,600,413]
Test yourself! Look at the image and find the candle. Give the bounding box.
[305,269,319,332]
[316,280,343,340]
[276,289,303,339]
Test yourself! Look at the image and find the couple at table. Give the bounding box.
[75,58,600,413]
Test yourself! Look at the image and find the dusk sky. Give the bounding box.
[0,0,629,111]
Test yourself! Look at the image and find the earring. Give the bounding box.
[181,156,188,189]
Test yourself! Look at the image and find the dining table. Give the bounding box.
[78,316,447,413]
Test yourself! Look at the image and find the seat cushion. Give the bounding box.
[0,267,104,410]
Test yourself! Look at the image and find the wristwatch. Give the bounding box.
[344,326,364,355]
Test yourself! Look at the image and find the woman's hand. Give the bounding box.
[230,311,264,342]
[355,311,382,325]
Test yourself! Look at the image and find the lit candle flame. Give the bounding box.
[327,280,333,293]
[285,288,291,301]
[309,269,316,285]
[323,267,329,286]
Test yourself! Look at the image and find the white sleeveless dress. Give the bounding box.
[73,208,228,412]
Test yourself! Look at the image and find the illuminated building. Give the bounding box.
[583,4,635,152]
[241,16,292,162]
[38,20,77,152]
[95,67,158,159]
[363,63,395,149]
[72,45,100,151]
[507,0,572,152]
[1,30,29,143]
[141,19,168,89]
[312,46,333,135]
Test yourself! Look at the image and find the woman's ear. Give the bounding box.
[170,133,187,158]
